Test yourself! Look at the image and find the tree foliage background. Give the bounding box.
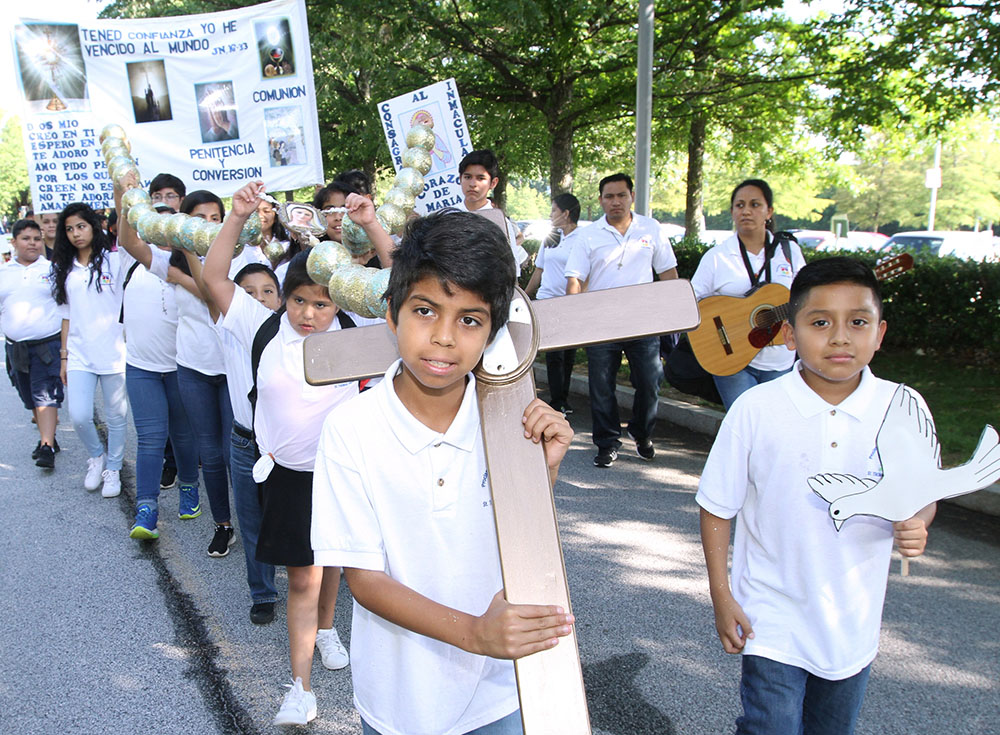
[0,0,996,234]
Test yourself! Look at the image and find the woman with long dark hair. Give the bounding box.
[689,178,806,409]
[52,202,128,497]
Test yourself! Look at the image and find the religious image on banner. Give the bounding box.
[13,23,89,113]
[126,60,172,124]
[255,17,295,77]
[265,106,305,167]
[408,109,454,172]
[195,81,240,144]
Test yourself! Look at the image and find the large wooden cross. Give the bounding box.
[304,280,699,734]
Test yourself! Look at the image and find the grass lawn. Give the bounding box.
[563,347,999,467]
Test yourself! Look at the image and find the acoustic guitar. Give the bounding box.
[688,253,914,376]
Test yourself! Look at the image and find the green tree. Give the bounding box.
[0,112,31,218]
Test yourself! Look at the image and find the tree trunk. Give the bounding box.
[548,82,574,196]
[494,170,508,212]
[684,110,707,239]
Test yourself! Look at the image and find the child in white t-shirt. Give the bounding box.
[697,257,936,735]
[311,209,576,735]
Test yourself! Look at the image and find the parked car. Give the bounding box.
[801,230,890,252]
[659,222,685,243]
[882,230,997,261]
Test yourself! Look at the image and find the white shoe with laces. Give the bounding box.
[84,455,105,491]
[272,677,317,726]
[101,468,121,498]
[315,627,350,670]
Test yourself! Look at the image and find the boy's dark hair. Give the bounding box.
[385,209,515,342]
[235,262,280,291]
[281,250,327,302]
[12,219,41,238]
[599,173,633,195]
[312,181,353,209]
[458,149,500,180]
[149,173,186,198]
[180,190,225,220]
[333,169,372,196]
[552,193,581,224]
[51,202,114,305]
[788,256,883,324]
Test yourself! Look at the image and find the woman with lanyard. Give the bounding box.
[689,179,806,410]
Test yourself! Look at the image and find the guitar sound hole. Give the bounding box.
[752,307,775,328]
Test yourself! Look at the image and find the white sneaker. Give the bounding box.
[101,469,121,498]
[84,455,105,491]
[315,627,349,670]
[272,677,317,726]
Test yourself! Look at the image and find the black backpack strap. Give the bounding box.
[118,260,142,324]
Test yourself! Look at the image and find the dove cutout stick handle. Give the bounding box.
[809,385,1000,531]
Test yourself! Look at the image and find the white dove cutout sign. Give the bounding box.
[809,385,1000,530]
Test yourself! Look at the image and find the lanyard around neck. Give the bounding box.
[738,235,772,289]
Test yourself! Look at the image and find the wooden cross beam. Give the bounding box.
[304,280,700,734]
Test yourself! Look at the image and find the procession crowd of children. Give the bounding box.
[0,155,935,735]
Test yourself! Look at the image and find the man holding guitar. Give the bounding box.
[689,179,806,409]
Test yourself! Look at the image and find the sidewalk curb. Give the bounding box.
[534,364,1000,518]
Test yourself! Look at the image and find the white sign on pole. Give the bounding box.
[378,78,472,214]
[12,0,323,213]
[925,167,942,189]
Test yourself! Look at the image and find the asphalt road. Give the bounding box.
[1,377,997,735]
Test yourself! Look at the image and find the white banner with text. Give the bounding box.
[379,78,471,214]
[12,0,322,212]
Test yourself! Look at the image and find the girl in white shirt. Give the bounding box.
[51,203,128,498]
[204,180,388,727]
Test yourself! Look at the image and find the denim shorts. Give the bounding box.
[5,337,63,410]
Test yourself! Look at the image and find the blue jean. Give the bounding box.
[736,655,871,735]
[230,423,278,604]
[362,710,523,735]
[125,365,200,510]
[176,365,233,524]
[585,337,662,449]
[67,370,128,470]
[544,348,577,409]
[713,365,790,411]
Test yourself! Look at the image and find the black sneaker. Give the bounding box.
[629,430,655,461]
[208,524,236,557]
[32,441,42,460]
[250,601,276,625]
[593,447,618,468]
[35,444,55,469]
[160,465,177,490]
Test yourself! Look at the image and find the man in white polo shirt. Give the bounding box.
[0,219,64,468]
[565,173,678,468]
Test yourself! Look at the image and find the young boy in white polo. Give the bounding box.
[311,210,576,735]
[697,257,936,735]
[0,219,63,468]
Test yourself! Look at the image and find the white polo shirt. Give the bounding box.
[563,212,677,291]
[695,365,925,680]
[60,249,126,374]
[222,287,376,470]
[534,228,581,300]
[312,361,518,735]
[123,245,178,373]
[0,256,61,342]
[455,200,530,275]
[690,233,806,372]
[215,311,255,430]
